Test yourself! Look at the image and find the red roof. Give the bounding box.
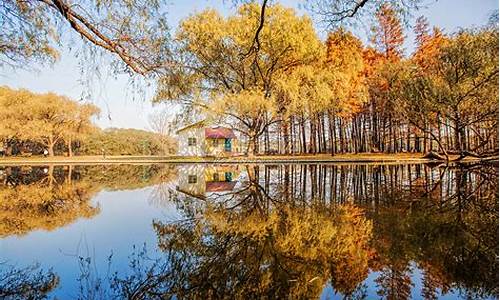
[206,181,237,192]
[205,127,236,139]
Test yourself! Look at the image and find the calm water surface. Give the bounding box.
[0,162,498,299]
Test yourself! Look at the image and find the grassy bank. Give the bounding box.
[0,153,495,166]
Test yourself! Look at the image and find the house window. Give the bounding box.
[188,175,197,184]
[212,139,219,147]
[188,137,197,146]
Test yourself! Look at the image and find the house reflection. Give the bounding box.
[176,164,240,199]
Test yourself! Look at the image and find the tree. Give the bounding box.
[1,0,171,74]
[154,3,322,156]
[371,3,405,60]
[305,0,423,29]
[361,4,405,153]
[273,28,368,155]
[63,103,100,157]
[149,109,180,155]
[79,128,176,156]
[392,28,499,157]
[0,87,99,156]
[414,16,430,47]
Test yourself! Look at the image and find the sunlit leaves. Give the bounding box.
[0,87,100,155]
[157,3,323,152]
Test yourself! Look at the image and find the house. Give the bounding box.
[176,121,239,156]
[176,164,240,199]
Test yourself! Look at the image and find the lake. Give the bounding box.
[0,162,498,299]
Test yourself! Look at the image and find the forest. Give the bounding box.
[1,1,498,159]
[155,3,498,158]
[0,87,176,156]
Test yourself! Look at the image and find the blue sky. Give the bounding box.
[0,0,497,130]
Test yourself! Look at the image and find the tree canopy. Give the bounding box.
[0,86,100,156]
[0,87,176,156]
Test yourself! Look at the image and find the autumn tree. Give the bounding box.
[273,28,367,155]
[63,103,100,157]
[392,28,499,157]
[1,0,171,74]
[371,3,405,60]
[362,3,405,153]
[0,87,99,156]
[80,128,176,156]
[154,3,322,156]
[324,29,368,153]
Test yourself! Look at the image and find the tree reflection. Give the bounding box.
[154,202,373,298]
[0,164,177,237]
[141,162,498,299]
[95,165,373,299]
[0,263,59,299]
[367,163,499,299]
[1,162,496,299]
[0,166,100,237]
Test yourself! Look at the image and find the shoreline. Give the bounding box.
[0,153,497,166]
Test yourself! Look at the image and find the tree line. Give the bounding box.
[156,3,498,158]
[2,2,497,159]
[0,87,176,156]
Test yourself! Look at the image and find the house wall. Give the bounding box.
[205,138,240,156]
[177,127,206,156]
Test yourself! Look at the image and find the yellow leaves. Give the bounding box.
[200,200,373,295]
[274,29,368,119]
[276,65,324,115]
[177,9,226,53]
[0,86,99,144]
[210,89,277,120]
[162,3,323,105]
[413,27,448,72]
[372,3,404,59]
[206,207,277,242]
[0,181,100,237]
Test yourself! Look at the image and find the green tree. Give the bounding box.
[79,128,176,156]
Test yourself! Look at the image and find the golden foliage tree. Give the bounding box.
[155,3,322,155]
[0,87,99,156]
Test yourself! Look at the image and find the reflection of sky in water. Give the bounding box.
[0,163,497,299]
[0,186,182,298]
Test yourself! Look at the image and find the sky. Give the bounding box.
[0,0,497,131]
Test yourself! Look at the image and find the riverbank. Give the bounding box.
[0,153,496,166]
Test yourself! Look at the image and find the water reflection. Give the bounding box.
[0,263,58,299]
[0,164,176,237]
[0,162,497,299]
[156,163,498,299]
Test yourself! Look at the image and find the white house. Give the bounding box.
[176,121,240,156]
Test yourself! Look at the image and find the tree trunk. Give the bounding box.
[67,137,73,157]
[48,144,55,157]
[247,131,258,157]
[282,118,290,154]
